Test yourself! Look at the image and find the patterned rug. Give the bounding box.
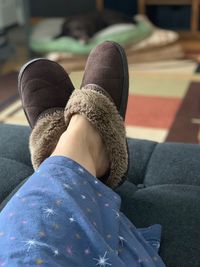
[166,82,200,143]
[0,59,200,143]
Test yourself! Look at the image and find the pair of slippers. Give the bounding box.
[18,41,129,188]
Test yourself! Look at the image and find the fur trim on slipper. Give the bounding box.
[29,109,66,170]
[64,87,128,188]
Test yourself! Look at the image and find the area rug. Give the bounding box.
[0,72,18,112]
[165,82,200,143]
[0,59,199,143]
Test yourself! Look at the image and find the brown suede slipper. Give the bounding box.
[29,110,67,170]
[19,58,74,169]
[64,86,128,189]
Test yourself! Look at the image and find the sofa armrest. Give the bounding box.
[0,124,33,208]
[0,124,32,167]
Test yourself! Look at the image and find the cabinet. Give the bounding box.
[138,0,200,37]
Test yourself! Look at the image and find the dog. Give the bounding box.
[56,9,134,43]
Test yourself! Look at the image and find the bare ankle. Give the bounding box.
[52,114,109,178]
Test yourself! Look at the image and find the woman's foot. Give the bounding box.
[52,114,110,178]
[19,59,75,170]
[63,41,129,188]
[81,41,129,119]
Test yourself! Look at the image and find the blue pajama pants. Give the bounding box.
[0,156,166,266]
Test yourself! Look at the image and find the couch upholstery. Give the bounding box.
[0,123,200,267]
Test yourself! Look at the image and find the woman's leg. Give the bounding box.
[0,113,164,267]
[0,42,165,266]
[52,114,109,178]
[0,115,124,266]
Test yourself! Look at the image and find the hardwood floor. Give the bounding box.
[180,39,200,52]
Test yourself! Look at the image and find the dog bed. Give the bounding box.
[29,17,153,55]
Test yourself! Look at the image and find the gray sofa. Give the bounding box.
[0,123,200,267]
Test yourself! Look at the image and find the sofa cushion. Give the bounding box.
[126,137,157,185]
[117,183,200,267]
[127,139,200,187]
[143,142,200,187]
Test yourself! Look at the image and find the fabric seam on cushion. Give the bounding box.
[142,143,158,184]
[0,156,33,169]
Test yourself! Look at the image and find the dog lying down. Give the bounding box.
[56,9,134,43]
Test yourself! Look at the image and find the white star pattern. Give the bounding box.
[69,216,76,223]
[112,209,120,219]
[23,239,60,256]
[63,183,73,190]
[93,251,112,266]
[94,180,99,184]
[78,167,84,173]
[43,208,56,217]
[119,235,126,247]
[152,241,160,249]
[53,249,59,256]
[22,239,37,252]
[81,194,86,199]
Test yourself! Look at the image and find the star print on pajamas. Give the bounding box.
[66,245,74,256]
[53,249,59,256]
[22,239,38,252]
[63,183,73,190]
[78,167,84,173]
[69,216,76,223]
[84,248,91,255]
[112,209,120,219]
[36,258,44,265]
[118,236,126,247]
[0,156,165,267]
[43,208,56,217]
[93,251,112,266]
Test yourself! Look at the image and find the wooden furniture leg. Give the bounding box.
[96,0,104,11]
[138,0,146,14]
[191,0,199,34]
